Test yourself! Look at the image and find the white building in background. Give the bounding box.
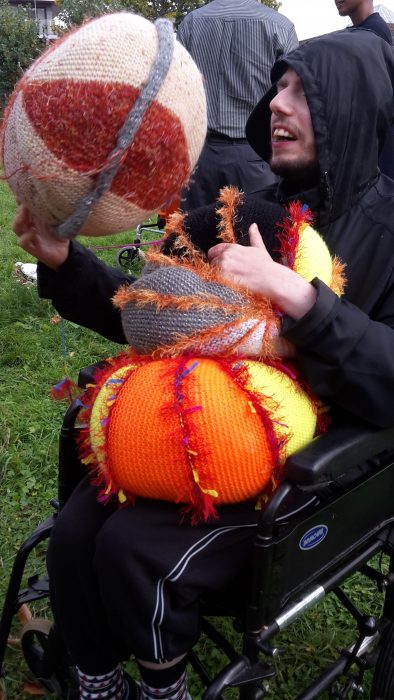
[375,4,394,22]
[374,4,394,41]
[8,0,58,40]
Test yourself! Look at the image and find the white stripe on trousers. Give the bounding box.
[151,523,257,659]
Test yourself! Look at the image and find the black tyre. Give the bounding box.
[370,621,394,699]
[117,246,140,269]
[20,618,78,699]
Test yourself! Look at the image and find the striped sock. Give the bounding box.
[77,664,130,700]
[139,670,189,700]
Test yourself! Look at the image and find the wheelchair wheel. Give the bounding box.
[370,621,394,699]
[20,618,78,699]
[117,245,141,269]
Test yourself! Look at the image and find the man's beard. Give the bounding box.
[270,156,320,188]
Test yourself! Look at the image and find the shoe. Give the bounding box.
[124,672,141,700]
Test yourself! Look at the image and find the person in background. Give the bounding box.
[335,0,392,40]
[177,0,298,209]
[335,0,394,177]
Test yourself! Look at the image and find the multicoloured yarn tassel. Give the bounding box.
[50,377,80,403]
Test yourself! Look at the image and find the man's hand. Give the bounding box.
[207,223,317,320]
[13,204,70,270]
[208,223,276,295]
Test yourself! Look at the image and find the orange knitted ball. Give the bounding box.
[1,13,207,236]
[82,355,318,521]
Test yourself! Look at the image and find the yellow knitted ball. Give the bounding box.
[244,360,318,456]
[294,223,333,285]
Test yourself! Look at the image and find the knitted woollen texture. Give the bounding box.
[116,195,345,359]
[78,196,344,522]
[0,13,207,237]
[119,264,274,357]
[117,192,288,359]
[164,195,289,257]
[81,356,318,522]
[56,17,175,239]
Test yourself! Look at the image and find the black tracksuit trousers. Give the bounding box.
[47,475,259,673]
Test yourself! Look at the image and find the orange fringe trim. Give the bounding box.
[330,256,347,297]
[113,281,279,359]
[216,185,244,243]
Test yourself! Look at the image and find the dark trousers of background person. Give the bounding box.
[181,132,278,211]
[46,475,259,673]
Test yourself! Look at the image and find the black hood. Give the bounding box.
[246,28,394,225]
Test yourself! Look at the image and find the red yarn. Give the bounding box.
[276,201,314,270]
[22,80,190,210]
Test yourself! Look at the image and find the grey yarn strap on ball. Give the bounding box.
[55,18,174,240]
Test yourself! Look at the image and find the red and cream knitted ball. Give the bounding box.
[1,13,207,236]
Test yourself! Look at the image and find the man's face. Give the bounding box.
[334,0,362,16]
[269,68,318,181]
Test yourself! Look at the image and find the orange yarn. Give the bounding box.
[107,358,273,503]
[79,354,319,523]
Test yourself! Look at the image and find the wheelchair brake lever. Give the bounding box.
[256,641,285,658]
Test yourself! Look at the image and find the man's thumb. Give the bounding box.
[248,223,265,248]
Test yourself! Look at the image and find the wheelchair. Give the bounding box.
[2,364,394,700]
[116,199,179,271]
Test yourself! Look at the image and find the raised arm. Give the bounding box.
[14,205,131,343]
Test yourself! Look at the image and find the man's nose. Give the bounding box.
[270,90,292,115]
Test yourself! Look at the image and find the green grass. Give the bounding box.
[0,180,388,699]
[0,180,149,698]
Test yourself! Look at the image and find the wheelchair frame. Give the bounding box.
[2,388,394,699]
[116,208,172,271]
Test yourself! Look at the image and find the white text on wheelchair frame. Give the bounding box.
[299,524,328,551]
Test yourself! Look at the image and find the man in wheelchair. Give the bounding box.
[12,28,394,700]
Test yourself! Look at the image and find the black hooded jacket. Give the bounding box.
[246,28,394,428]
[38,29,394,428]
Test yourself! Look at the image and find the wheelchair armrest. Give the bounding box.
[284,423,394,487]
[78,361,108,389]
